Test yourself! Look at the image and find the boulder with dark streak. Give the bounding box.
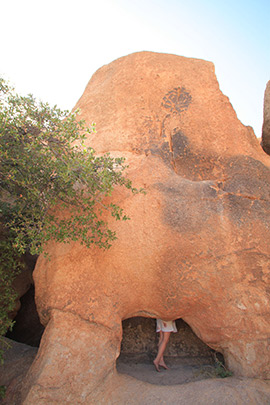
[21,52,270,404]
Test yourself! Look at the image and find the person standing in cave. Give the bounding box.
[153,319,177,372]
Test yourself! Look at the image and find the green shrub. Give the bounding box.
[0,77,142,369]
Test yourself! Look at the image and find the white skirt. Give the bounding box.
[156,319,177,333]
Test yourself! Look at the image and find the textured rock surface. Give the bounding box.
[102,374,270,405]
[22,52,270,403]
[262,80,270,155]
[0,338,37,405]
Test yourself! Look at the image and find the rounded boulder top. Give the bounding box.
[74,51,266,174]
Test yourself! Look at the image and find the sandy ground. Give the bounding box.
[113,357,270,405]
[2,342,270,404]
[107,372,270,405]
[117,358,220,386]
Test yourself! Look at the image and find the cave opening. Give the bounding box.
[6,284,44,347]
[117,317,226,385]
[5,290,229,386]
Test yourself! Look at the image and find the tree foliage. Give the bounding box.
[0,78,140,255]
[0,78,141,347]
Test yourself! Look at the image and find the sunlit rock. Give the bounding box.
[22,52,270,404]
[262,80,270,155]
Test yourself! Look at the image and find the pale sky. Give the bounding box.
[1,0,269,137]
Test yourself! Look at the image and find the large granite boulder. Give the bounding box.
[22,52,270,403]
[262,80,270,155]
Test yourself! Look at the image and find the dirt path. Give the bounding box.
[114,358,270,404]
[2,340,270,404]
[117,360,219,386]
[108,372,270,405]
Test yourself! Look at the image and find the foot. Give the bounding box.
[159,361,169,370]
[153,360,160,372]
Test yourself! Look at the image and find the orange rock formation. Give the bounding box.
[262,80,270,155]
[22,52,270,403]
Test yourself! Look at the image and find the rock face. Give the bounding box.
[0,338,38,405]
[262,80,270,155]
[22,52,270,403]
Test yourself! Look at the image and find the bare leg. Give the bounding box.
[153,331,171,371]
[153,331,163,372]
[158,331,169,369]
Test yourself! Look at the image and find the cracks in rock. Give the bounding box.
[168,132,177,173]
[53,307,116,333]
[84,367,115,401]
[158,119,163,139]
[219,191,268,203]
[197,247,270,262]
[215,182,269,203]
[209,180,269,203]
[124,310,157,319]
[159,113,178,174]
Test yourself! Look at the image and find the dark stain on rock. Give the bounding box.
[234,251,270,284]
[154,153,270,232]
[148,142,172,166]
[220,155,270,227]
[223,155,270,201]
[147,131,222,181]
[154,178,220,233]
[251,266,264,283]
[172,146,221,182]
[160,131,222,181]
[162,87,192,114]
[171,131,190,158]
